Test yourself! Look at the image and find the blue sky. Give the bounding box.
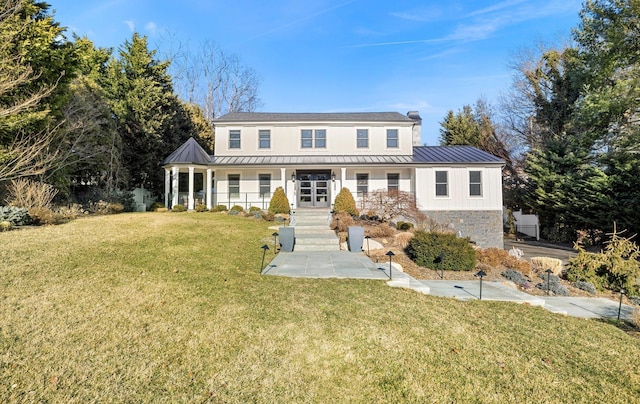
[51,0,582,145]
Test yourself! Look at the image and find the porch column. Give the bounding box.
[340,167,347,189]
[206,168,213,210]
[164,168,171,208]
[188,166,195,210]
[280,167,286,189]
[171,166,179,208]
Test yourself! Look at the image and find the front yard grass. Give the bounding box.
[1,212,639,402]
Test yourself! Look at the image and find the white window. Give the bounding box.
[469,171,482,196]
[357,129,368,148]
[357,173,368,197]
[259,174,271,197]
[387,129,399,148]
[387,173,399,192]
[228,174,240,198]
[259,130,270,149]
[435,171,448,197]
[229,130,241,149]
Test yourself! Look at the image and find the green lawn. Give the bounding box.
[1,213,639,402]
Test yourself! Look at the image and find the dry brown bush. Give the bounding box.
[331,212,355,232]
[55,204,84,220]
[632,308,640,329]
[477,247,531,275]
[395,232,414,248]
[367,223,396,238]
[503,255,531,275]
[6,179,58,209]
[28,207,57,225]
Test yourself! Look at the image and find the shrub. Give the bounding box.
[395,232,414,248]
[29,207,57,225]
[536,273,569,296]
[0,206,31,226]
[171,204,187,212]
[230,205,244,213]
[150,202,165,211]
[89,200,124,215]
[5,179,58,210]
[406,230,476,271]
[632,308,640,329]
[396,221,414,231]
[367,223,396,238]
[501,269,528,286]
[212,204,228,212]
[531,256,564,276]
[573,281,597,295]
[249,206,261,213]
[0,221,12,231]
[195,204,208,212]
[503,255,531,275]
[268,187,290,214]
[566,228,640,294]
[55,204,84,221]
[476,248,531,274]
[333,187,358,216]
[331,212,355,233]
[261,211,275,221]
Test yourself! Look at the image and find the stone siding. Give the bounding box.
[422,210,504,249]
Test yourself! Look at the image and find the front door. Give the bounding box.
[298,171,331,208]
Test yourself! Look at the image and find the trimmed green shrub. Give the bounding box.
[268,186,290,214]
[195,204,208,212]
[0,206,31,226]
[333,187,358,216]
[230,205,244,213]
[396,221,414,231]
[249,206,261,213]
[406,230,476,271]
[212,204,228,212]
[172,204,187,212]
[150,202,165,211]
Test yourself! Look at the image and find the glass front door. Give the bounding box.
[297,171,331,208]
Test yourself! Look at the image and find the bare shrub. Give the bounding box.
[6,179,58,209]
[55,204,84,220]
[632,308,640,328]
[531,256,564,276]
[361,190,422,222]
[28,207,57,225]
[395,232,414,248]
[367,223,396,238]
[331,212,354,232]
[477,247,531,275]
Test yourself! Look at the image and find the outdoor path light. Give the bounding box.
[272,232,279,254]
[385,251,395,280]
[260,245,269,272]
[475,270,487,300]
[545,269,553,295]
[434,252,445,279]
[364,235,370,256]
[618,289,626,321]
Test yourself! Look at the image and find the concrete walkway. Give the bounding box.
[263,251,636,321]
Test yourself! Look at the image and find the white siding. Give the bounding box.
[414,166,503,211]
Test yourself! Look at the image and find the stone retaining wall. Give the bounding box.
[422,210,503,249]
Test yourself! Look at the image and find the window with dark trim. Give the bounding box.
[259,130,270,149]
[357,129,369,148]
[228,174,240,198]
[229,130,241,149]
[259,174,271,197]
[386,129,399,148]
[469,170,482,196]
[435,171,448,196]
[357,173,368,197]
[387,173,399,192]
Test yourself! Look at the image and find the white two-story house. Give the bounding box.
[161,111,504,247]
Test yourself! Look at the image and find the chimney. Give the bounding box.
[407,111,422,146]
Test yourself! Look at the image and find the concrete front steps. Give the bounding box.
[292,208,340,252]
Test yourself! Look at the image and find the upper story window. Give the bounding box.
[387,129,399,148]
[387,173,399,192]
[301,129,326,148]
[315,129,326,148]
[357,129,369,148]
[435,171,448,197]
[259,130,270,149]
[229,130,241,149]
[469,170,482,196]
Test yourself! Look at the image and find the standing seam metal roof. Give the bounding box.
[214,112,415,123]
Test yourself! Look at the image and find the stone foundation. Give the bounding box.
[421,210,503,249]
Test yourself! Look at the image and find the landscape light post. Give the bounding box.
[260,245,269,272]
[434,252,445,279]
[476,270,487,300]
[272,232,279,254]
[545,269,553,295]
[385,251,395,280]
[618,289,626,321]
[364,235,371,256]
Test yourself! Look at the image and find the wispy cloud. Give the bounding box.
[466,0,528,17]
[124,20,135,32]
[145,21,158,35]
[390,6,444,22]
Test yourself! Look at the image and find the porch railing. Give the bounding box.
[168,192,272,210]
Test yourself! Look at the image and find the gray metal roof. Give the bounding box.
[214,112,415,123]
[413,146,504,164]
[161,137,212,165]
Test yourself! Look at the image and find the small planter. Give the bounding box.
[347,226,364,253]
